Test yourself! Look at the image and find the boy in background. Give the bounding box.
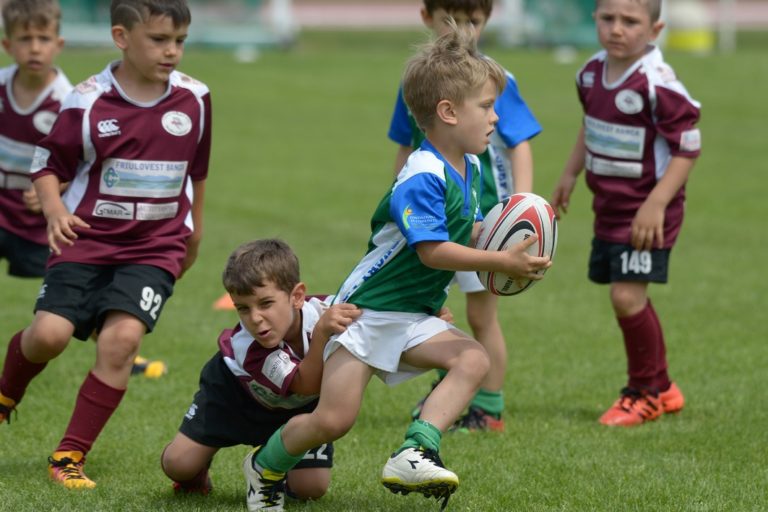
[389,0,542,432]
[162,239,360,502]
[243,23,551,511]
[551,0,700,426]
[0,0,211,488]
[0,0,69,279]
[0,0,164,380]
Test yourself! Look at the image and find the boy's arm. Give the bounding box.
[631,156,697,251]
[33,174,90,255]
[551,126,586,218]
[179,179,206,278]
[507,140,534,193]
[415,237,550,281]
[289,303,361,396]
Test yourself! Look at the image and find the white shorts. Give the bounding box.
[452,270,486,294]
[323,309,456,386]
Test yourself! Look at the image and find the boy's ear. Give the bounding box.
[650,20,665,41]
[436,99,458,126]
[290,282,307,309]
[1,38,10,54]
[420,7,434,29]
[111,25,129,50]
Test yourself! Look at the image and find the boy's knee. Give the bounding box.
[458,344,490,380]
[313,412,354,442]
[610,287,646,317]
[287,473,330,500]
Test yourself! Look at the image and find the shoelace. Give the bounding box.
[418,449,452,511]
[618,387,660,417]
[48,457,88,481]
[258,475,285,506]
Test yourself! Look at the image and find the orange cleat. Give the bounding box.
[660,382,685,414]
[48,451,96,489]
[0,390,16,424]
[599,388,662,427]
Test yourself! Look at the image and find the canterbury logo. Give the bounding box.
[97,119,120,137]
[408,459,419,469]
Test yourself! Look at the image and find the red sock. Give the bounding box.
[57,372,125,454]
[617,301,668,391]
[0,330,47,402]
[646,300,671,391]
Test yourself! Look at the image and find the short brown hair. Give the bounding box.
[596,0,661,22]
[2,0,61,36]
[423,0,494,18]
[222,239,300,296]
[110,0,191,29]
[402,18,506,133]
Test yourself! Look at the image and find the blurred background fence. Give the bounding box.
[6,0,766,53]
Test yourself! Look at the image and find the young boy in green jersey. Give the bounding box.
[389,0,542,432]
[241,22,551,511]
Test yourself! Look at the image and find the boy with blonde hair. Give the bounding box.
[389,0,542,432]
[0,0,69,277]
[242,23,551,511]
[552,0,700,426]
[0,0,212,488]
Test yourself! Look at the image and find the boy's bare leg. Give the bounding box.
[281,347,374,454]
[161,432,217,493]
[402,329,489,431]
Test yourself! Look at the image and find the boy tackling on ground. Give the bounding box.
[161,239,360,502]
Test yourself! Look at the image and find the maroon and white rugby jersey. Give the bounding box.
[0,65,72,246]
[576,46,701,247]
[218,297,326,410]
[30,62,212,277]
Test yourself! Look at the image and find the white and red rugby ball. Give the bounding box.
[475,193,557,296]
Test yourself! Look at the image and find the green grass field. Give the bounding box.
[1,30,766,511]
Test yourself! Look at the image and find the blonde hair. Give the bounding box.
[402,18,505,133]
[2,0,61,36]
[222,239,300,296]
[596,0,661,22]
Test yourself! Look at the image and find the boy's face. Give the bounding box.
[112,15,188,85]
[594,0,663,65]
[1,22,63,80]
[421,7,489,45]
[451,78,499,155]
[230,281,305,349]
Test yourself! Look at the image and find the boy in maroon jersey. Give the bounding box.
[0,0,212,488]
[551,0,700,427]
[161,239,360,502]
[0,0,69,278]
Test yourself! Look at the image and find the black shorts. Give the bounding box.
[0,227,49,278]
[35,262,175,340]
[179,353,333,470]
[588,238,670,284]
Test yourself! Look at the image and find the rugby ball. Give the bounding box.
[475,193,557,296]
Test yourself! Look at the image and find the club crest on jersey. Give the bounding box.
[162,111,192,136]
[97,118,121,137]
[615,90,643,115]
[33,111,57,135]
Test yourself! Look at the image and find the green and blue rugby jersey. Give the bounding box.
[333,141,482,315]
